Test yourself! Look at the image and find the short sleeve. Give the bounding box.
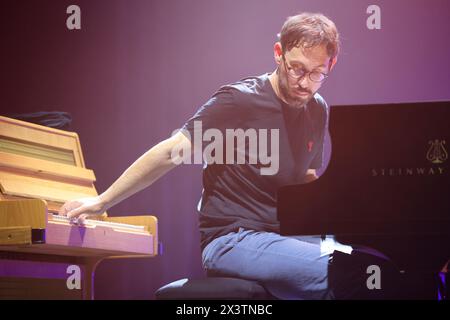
[309,139,324,169]
[309,95,329,169]
[181,86,241,147]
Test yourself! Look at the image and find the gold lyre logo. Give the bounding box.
[426,140,448,164]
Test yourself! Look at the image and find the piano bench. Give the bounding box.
[155,277,274,300]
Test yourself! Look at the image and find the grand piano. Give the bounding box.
[278,101,449,299]
[0,115,158,299]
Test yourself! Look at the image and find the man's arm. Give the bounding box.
[60,131,191,219]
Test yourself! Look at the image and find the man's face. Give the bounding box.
[277,44,331,108]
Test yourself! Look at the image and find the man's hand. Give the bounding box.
[304,169,319,183]
[59,196,107,223]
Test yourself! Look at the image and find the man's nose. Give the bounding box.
[298,75,310,88]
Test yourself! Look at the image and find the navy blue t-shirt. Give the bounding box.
[182,73,329,250]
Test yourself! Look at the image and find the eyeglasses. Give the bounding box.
[282,55,328,83]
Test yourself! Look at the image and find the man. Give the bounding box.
[61,13,400,299]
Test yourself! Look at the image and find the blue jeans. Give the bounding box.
[202,228,401,299]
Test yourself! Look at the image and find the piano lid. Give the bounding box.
[277,101,450,236]
[0,115,99,207]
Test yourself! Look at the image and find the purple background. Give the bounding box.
[1,0,450,299]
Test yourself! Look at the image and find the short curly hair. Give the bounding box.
[278,13,340,59]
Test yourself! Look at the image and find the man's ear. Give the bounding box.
[274,42,283,64]
[329,56,338,71]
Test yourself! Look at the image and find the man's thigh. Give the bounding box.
[202,229,331,299]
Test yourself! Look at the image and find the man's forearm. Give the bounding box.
[98,137,180,210]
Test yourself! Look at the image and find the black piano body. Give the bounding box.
[278,101,450,276]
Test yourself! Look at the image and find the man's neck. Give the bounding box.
[268,70,286,104]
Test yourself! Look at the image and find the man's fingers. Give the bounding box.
[58,205,67,216]
[66,206,84,219]
[60,200,82,216]
[77,214,89,224]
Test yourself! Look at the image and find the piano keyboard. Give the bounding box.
[51,214,146,232]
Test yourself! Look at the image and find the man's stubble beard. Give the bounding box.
[277,68,313,109]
